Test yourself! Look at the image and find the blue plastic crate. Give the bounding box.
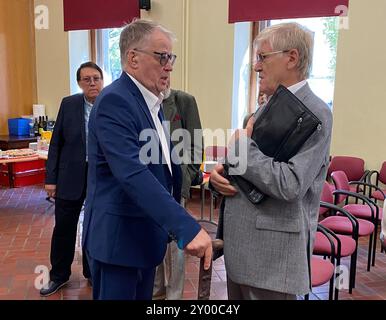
[8,118,31,136]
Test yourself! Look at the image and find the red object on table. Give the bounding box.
[0,159,46,188]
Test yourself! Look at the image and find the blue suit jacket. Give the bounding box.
[83,73,201,268]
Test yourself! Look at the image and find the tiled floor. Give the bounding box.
[0,184,386,300]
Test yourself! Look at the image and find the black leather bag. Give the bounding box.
[225,84,322,205]
[191,170,203,186]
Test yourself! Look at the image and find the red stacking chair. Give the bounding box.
[366,161,386,203]
[331,171,381,270]
[311,224,341,300]
[313,185,357,299]
[318,181,374,293]
[327,156,369,195]
[328,156,368,182]
[317,182,358,295]
[310,255,335,300]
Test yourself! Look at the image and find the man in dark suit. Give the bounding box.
[40,62,104,296]
[83,19,212,300]
[153,81,203,299]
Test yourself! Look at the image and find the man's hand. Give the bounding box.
[209,164,238,196]
[45,184,56,198]
[184,228,213,270]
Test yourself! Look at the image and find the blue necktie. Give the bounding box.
[158,105,165,122]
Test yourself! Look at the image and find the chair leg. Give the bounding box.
[334,257,341,300]
[350,244,358,293]
[328,273,334,300]
[304,293,309,300]
[367,234,373,272]
[372,221,378,266]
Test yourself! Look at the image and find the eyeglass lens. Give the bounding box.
[159,53,176,66]
[82,77,101,84]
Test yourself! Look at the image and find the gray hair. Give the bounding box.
[119,19,176,67]
[254,22,314,79]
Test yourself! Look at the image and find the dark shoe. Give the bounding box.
[40,280,68,297]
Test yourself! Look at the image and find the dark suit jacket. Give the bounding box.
[83,73,201,269]
[45,94,87,201]
[162,89,203,198]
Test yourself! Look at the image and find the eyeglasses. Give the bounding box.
[81,76,102,84]
[133,48,177,66]
[256,50,289,63]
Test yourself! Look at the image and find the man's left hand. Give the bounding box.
[209,164,237,196]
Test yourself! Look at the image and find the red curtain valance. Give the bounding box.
[229,0,349,23]
[63,0,140,31]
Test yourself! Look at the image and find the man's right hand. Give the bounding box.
[184,228,213,270]
[210,164,238,196]
[45,184,56,198]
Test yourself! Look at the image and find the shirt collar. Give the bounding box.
[84,97,93,108]
[287,80,307,94]
[264,80,308,105]
[126,73,164,113]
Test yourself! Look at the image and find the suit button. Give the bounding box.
[168,232,176,241]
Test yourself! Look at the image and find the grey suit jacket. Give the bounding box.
[223,83,333,295]
[163,89,203,198]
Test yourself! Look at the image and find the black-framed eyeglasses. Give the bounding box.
[256,50,290,63]
[133,48,177,66]
[81,76,102,84]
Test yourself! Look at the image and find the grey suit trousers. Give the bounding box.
[227,276,297,300]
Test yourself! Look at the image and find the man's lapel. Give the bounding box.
[120,72,157,131]
[162,91,177,125]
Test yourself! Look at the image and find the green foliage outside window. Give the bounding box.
[108,28,122,81]
[322,17,339,81]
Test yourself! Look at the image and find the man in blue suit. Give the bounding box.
[83,19,212,300]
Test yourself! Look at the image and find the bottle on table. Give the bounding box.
[38,116,44,135]
[33,118,39,137]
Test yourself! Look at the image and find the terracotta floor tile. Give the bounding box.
[1,185,386,300]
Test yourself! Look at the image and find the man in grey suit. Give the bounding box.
[153,80,203,299]
[210,22,333,300]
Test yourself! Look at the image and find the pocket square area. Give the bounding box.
[172,114,182,122]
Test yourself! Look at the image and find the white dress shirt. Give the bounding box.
[287,79,307,94]
[84,97,93,162]
[127,73,172,174]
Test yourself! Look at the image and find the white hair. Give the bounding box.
[254,22,314,78]
[119,18,176,67]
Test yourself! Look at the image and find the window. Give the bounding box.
[231,22,253,129]
[95,28,123,85]
[231,17,339,128]
[268,17,339,109]
[68,30,91,94]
